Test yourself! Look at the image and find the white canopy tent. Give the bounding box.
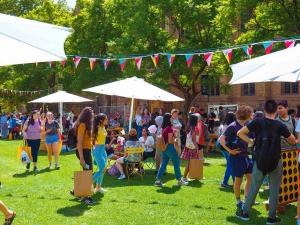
[229,44,300,84]
[0,13,73,66]
[83,76,184,130]
[29,91,92,130]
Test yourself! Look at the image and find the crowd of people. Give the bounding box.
[2,100,300,225]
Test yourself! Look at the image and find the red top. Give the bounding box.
[196,120,205,145]
[163,126,174,143]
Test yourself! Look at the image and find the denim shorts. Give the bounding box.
[229,155,253,178]
[45,134,59,144]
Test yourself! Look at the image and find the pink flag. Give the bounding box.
[103,59,110,71]
[61,60,67,68]
[119,58,126,71]
[262,42,273,54]
[203,52,213,66]
[185,54,194,67]
[89,58,97,71]
[223,49,233,64]
[285,40,295,48]
[73,56,81,68]
[135,57,142,70]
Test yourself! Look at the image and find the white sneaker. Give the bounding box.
[49,163,52,169]
[95,187,107,194]
[177,178,189,186]
[118,174,126,180]
[182,177,189,183]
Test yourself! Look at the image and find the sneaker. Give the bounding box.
[49,163,52,169]
[26,164,30,172]
[154,180,163,187]
[177,178,189,186]
[266,217,281,225]
[221,183,233,188]
[95,187,107,194]
[182,177,189,183]
[33,167,39,172]
[236,210,250,221]
[55,164,60,170]
[118,174,126,180]
[236,201,244,211]
[81,197,95,205]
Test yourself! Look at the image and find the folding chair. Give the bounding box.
[124,147,144,180]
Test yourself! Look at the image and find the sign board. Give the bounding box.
[208,104,238,119]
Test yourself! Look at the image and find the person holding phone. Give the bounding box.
[219,106,253,215]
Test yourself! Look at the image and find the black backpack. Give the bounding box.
[67,127,77,149]
[254,120,280,175]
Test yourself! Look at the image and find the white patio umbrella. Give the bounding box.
[0,13,73,66]
[29,91,92,130]
[83,76,184,130]
[229,44,300,84]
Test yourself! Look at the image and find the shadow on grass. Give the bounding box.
[218,187,234,193]
[188,180,203,188]
[13,167,52,178]
[156,185,181,194]
[57,193,103,217]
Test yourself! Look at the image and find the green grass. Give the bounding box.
[0,140,297,225]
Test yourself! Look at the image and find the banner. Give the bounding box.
[167,54,176,67]
[151,54,159,68]
[242,46,253,58]
[119,58,126,71]
[103,59,110,71]
[73,56,81,68]
[89,58,97,71]
[203,52,213,66]
[262,41,273,54]
[135,57,142,70]
[223,49,233,64]
[185,54,194,67]
[285,40,295,48]
[61,59,67,68]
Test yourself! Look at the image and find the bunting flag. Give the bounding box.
[135,57,142,70]
[73,56,81,68]
[119,58,126,71]
[185,54,194,67]
[89,58,97,71]
[262,41,273,54]
[151,54,159,68]
[203,52,213,66]
[61,59,67,68]
[285,40,295,48]
[167,54,176,67]
[103,59,110,71]
[242,45,253,58]
[223,49,233,64]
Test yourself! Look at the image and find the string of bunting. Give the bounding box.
[0,89,47,97]
[47,37,300,71]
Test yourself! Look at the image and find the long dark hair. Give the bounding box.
[74,107,94,136]
[224,111,236,125]
[162,113,172,129]
[93,113,107,143]
[187,114,198,133]
[28,110,40,126]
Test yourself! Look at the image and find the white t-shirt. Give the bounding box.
[135,115,142,126]
[295,119,300,133]
[139,136,155,152]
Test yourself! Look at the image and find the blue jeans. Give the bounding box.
[156,144,181,180]
[220,150,235,185]
[0,123,8,138]
[93,145,107,185]
[136,125,142,138]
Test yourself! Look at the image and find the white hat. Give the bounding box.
[148,125,157,134]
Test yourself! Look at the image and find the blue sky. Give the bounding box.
[55,0,76,8]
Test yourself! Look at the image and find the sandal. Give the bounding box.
[4,211,16,225]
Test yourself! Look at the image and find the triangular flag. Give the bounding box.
[242,46,253,58]
[262,41,273,54]
[102,59,110,71]
[151,54,159,68]
[89,58,97,71]
[223,49,233,64]
[135,57,142,70]
[285,40,295,48]
[203,52,213,66]
[185,54,194,67]
[73,56,81,68]
[61,59,67,68]
[167,54,176,67]
[119,58,127,71]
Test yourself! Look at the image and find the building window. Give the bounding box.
[281,82,298,95]
[210,82,220,96]
[241,83,255,96]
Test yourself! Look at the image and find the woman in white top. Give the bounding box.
[139,127,155,161]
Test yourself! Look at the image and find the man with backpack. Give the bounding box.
[237,100,296,224]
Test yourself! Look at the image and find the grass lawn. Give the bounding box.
[0,140,297,225]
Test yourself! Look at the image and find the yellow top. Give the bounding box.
[95,125,107,145]
[77,123,92,150]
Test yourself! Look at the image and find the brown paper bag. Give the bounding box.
[188,159,203,180]
[74,170,94,197]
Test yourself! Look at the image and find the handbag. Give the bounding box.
[17,140,32,163]
[107,163,120,177]
[188,158,203,180]
[74,170,94,197]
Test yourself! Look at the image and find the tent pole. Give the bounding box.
[59,102,63,133]
[129,97,134,131]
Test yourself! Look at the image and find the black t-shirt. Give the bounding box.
[247,118,291,156]
[105,137,115,156]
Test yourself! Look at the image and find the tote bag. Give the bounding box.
[74,170,94,197]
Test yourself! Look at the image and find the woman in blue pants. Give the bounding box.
[93,113,108,194]
[155,113,188,187]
